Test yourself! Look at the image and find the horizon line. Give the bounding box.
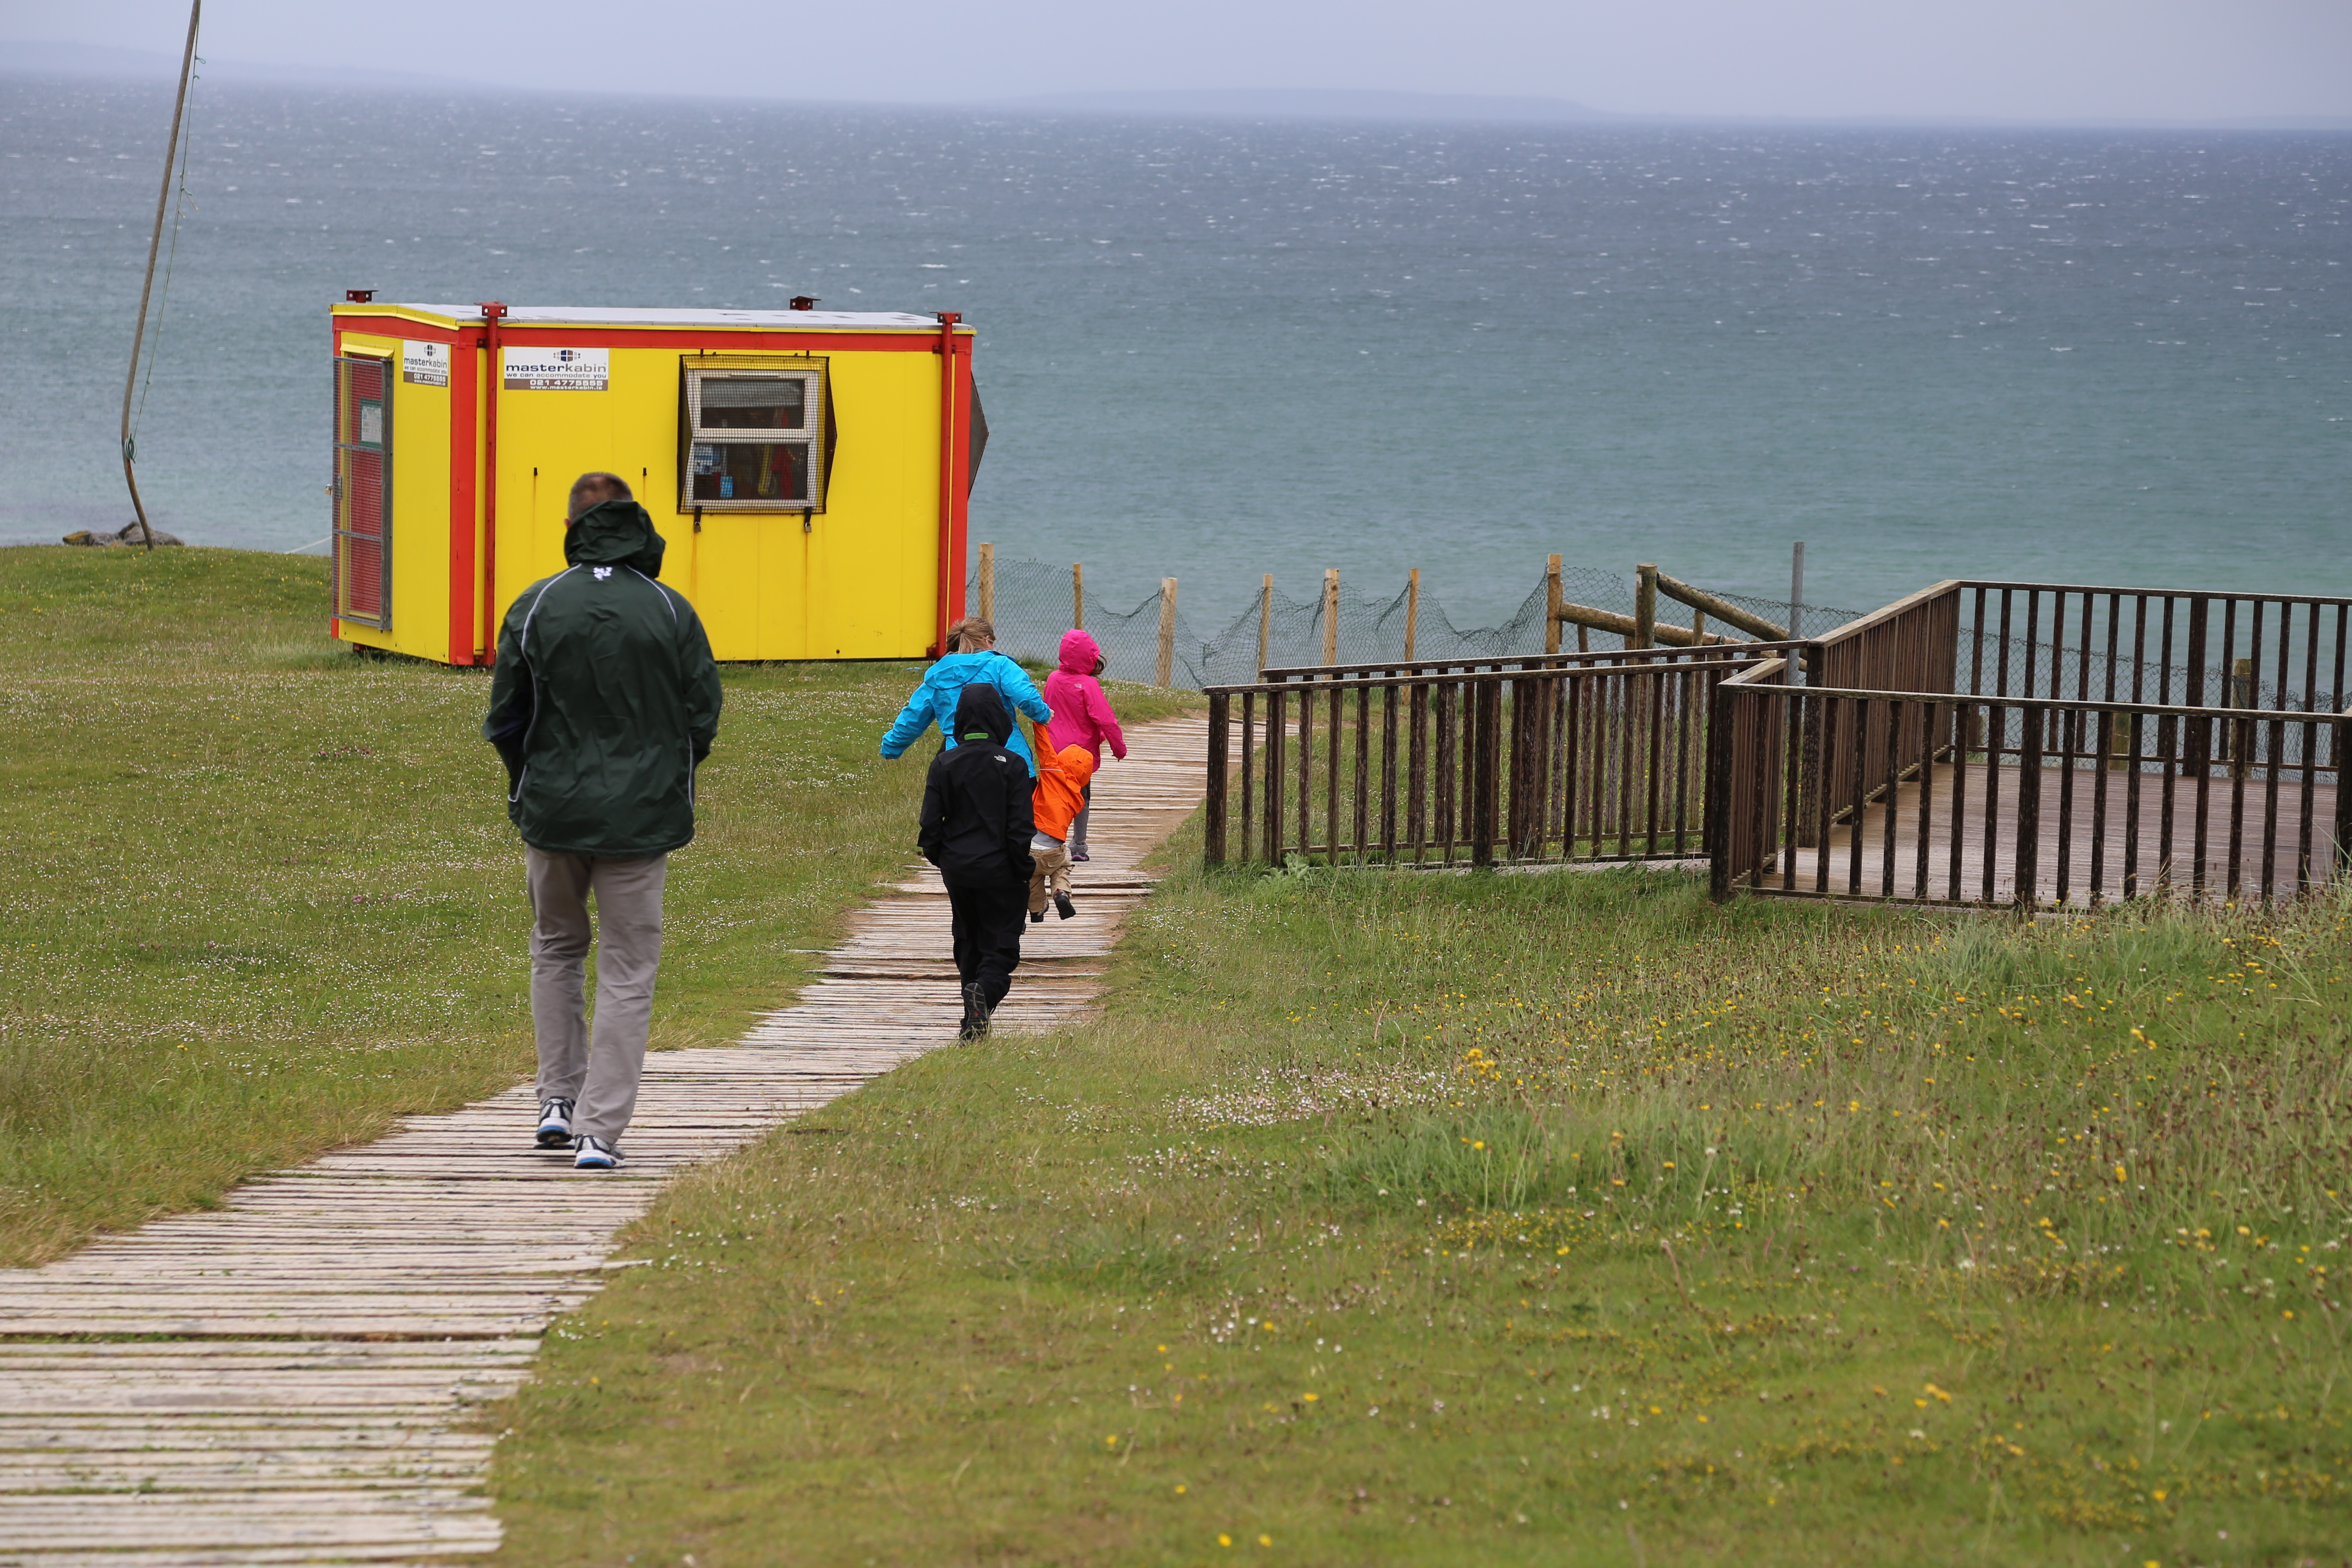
[6,41,2349,132]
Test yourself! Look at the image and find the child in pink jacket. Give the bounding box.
[1043,629,1126,861]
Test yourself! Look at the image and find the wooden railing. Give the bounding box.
[1705,656,1793,896]
[1199,576,2350,906]
[1203,645,1795,869]
[1711,581,2352,907]
[1800,580,1962,840]
[1952,582,2352,712]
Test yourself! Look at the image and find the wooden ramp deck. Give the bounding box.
[0,715,1209,1568]
[1773,758,2340,906]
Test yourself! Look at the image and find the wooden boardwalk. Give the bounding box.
[0,716,1209,1567]
[1775,758,2340,906]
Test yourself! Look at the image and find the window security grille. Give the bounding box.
[332,355,391,628]
[679,358,827,514]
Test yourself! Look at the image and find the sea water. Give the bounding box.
[2,74,2345,624]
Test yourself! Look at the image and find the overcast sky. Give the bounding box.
[6,0,2351,121]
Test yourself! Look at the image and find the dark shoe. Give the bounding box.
[959,980,991,1040]
[1054,892,1077,920]
[535,1098,575,1149]
[1030,909,1046,923]
[1069,848,1090,862]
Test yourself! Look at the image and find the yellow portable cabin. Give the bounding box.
[325,297,983,665]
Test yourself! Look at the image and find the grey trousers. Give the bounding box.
[526,846,667,1143]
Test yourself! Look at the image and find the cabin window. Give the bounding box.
[680,361,826,512]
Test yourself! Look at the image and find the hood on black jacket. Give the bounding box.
[564,499,667,577]
[953,682,1014,747]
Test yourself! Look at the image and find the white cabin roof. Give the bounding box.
[389,303,953,330]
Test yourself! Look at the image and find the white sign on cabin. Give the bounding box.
[400,340,449,387]
[502,346,609,392]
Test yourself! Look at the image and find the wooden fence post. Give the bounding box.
[2015,704,2044,905]
[1404,569,1420,662]
[1156,576,1178,688]
[1072,562,1084,631]
[1204,690,1229,866]
[2337,716,2352,879]
[1322,568,1340,666]
[1257,574,1273,676]
[1471,679,1501,868]
[1545,554,1563,655]
[1706,677,1736,902]
[1634,563,1658,651]
[2230,656,2253,775]
[977,541,995,624]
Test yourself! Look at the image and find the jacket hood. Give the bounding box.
[1057,628,1102,675]
[564,499,667,576]
[1056,743,1098,787]
[953,682,1014,747]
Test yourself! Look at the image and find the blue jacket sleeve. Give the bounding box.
[994,656,1054,726]
[880,673,940,759]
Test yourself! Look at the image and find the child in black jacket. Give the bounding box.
[919,683,1038,1038]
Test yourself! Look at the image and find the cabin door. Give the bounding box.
[332,355,391,628]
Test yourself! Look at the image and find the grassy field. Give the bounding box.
[490,848,2352,1565]
[0,545,1189,1265]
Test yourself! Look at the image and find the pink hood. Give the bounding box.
[1043,628,1126,762]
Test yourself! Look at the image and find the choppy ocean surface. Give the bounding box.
[2,73,2346,624]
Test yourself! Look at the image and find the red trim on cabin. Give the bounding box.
[934,314,959,659]
[481,328,956,354]
[945,333,974,656]
[327,310,957,358]
[478,303,507,663]
[448,331,483,664]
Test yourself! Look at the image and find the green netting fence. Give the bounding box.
[973,555,1865,690]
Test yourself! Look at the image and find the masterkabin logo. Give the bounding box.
[556,349,583,363]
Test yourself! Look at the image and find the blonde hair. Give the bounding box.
[946,616,996,652]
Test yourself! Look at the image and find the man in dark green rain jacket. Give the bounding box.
[484,474,722,1170]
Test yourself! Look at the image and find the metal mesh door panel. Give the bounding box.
[333,355,390,628]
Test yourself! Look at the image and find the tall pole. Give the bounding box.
[120,0,202,552]
[1320,567,1339,666]
[1789,540,1805,642]
[1257,574,1273,676]
[1156,577,1179,689]
[1544,553,1562,655]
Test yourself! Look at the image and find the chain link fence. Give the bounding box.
[974,554,1866,691]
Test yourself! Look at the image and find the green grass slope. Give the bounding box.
[490,858,2352,1566]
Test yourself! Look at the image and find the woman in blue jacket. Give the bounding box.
[880,616,1054,775]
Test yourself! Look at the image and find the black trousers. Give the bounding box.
[945,876,1027,1010]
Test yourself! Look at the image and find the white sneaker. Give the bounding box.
[573,1135,623,1170]
[535,1098,575,1148]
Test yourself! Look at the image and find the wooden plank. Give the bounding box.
[1775,758,2334,907]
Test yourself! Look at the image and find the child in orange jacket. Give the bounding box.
[1027,722,1098,921]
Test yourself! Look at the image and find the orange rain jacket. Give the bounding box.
[1030,723,1098,842]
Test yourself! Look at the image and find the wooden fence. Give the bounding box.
[1711,581,2352,907]
[1203,646,1794,869]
